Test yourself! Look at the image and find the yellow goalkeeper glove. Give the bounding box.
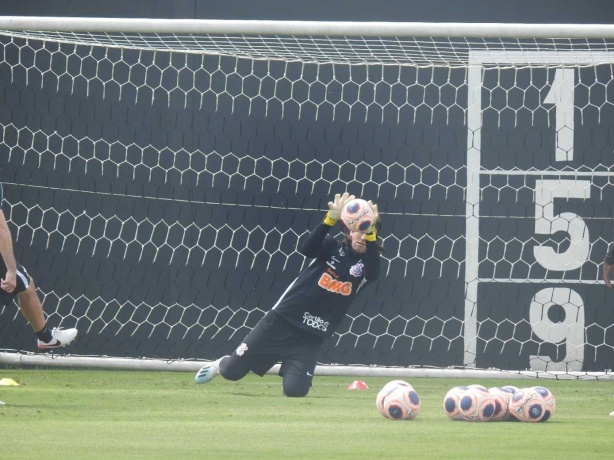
[364,200,381,242]
[324,192,355,226]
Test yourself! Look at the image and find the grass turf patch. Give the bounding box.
[0,369,613,459]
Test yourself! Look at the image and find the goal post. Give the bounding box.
[0,17,613,380]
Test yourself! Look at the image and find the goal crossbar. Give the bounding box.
[1,16,614,39]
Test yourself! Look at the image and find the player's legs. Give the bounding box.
[16,276,45,331]
[282,371,312,398]
[195,312,322,395]
[0,261,78,350]
[195,351,273,384]
[195,312,282,384]
[217,354,250,380]
[279,345,319,398]
[16,275,78,349]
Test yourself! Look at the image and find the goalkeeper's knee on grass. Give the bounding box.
[282,374,310,397]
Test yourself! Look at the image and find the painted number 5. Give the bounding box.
[534,179,591,271]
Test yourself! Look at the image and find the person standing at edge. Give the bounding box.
[0,183,78,350]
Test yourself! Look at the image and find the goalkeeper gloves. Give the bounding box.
[324,192,355,226]
[364,200,381,242]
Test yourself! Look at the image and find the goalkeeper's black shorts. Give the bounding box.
[229,310,324,378]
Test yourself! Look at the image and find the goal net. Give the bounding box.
[0,18,613,379]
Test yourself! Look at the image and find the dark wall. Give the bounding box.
[2,0,614,23]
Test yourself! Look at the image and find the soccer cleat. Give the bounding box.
[37,327,78,350]
[194,357,226,384]
[194,361,219,384]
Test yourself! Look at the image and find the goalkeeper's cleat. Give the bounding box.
[37,327,78,350]
[195,361,218,384]
[195,356,227,384]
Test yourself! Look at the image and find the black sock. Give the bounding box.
[36,326,53,343]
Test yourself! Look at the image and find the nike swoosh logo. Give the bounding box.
[39,339,61,348]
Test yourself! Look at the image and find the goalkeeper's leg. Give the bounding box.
[195,311,281,384]
[282,372,311,398]
[218,354,252,380]
[278,351,318,397]
[195,353,273,384]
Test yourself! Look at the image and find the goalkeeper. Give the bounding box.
[195,192,383,397]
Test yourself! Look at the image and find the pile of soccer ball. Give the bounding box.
[442,384,556,422]
[376,380,421,420]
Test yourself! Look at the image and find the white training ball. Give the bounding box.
[341,198,375,233]
[383,380,414,392]
[376,379,412,413]
[500,385,519,394]
[458,386,496,422]
[377,380,412,413]
[375,380,409,417]
[377,380,420,420]
[488,387,515,421]
[443,386,469,421]
[530,386,555,421]
[508,387,548,423]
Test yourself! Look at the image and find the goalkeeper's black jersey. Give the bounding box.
[272,222,381,338]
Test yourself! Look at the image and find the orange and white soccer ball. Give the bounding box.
[376,379,411,413]
[530,386,555,421]
[341,198,375,233]
[508,387,548,422]
[443,386,468,421]
[458,385,496,422]
[488,387,515,421]
[501,385,519,394]
[376,380,421,420]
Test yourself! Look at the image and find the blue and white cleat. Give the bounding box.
[195,358,221,384]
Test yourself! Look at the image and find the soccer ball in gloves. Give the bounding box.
[341,198,375,232]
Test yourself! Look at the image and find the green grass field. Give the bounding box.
[0,368,612,459]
